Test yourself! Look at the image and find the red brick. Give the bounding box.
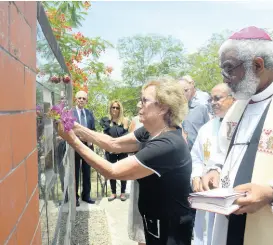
[29,29,37,70]
[0,50,25,111]
[24,67,36,110]
[6,230,17,245]
[25,1,37,70]
[0,163,27,245]
[14,1,24,15]
[11,112,37,166]
[17,188,39,245]
[31,224,42,245]
[10,4,32,67]
[26,150,38,200]
[0,2,9,51]
[0,115,13,180]
[24,2,36,31]
[25,2,37,70]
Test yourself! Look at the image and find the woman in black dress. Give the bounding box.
[100,100,129,201]
[58,77,193,245]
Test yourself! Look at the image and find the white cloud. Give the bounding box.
[99,48,123,81]
[237,0,273,10]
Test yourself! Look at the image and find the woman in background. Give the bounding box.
[128,101,146,245]
[100,100,129,201]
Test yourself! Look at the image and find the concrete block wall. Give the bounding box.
[0,2,41,244]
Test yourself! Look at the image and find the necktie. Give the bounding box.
[80,109,87,127]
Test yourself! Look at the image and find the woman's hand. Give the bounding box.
[58,123,77,144]
[73,122,81,135]
[72,122,86,141]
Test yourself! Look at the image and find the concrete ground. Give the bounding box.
[99,196,135,245]
[99,180,135,245]
[70,180,135,245]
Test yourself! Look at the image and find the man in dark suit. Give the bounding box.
[73,90,96,207]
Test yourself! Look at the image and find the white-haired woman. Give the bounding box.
[58,78,193,245]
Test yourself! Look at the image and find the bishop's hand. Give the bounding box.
[233,183,273,214]
[201,170,220,191]
[192,177,204,192]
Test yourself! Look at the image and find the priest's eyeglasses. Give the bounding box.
[221,61,245,80]
[209,94,232,103]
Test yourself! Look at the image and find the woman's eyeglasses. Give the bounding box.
[111,106,120,110]
[141,97,157,105]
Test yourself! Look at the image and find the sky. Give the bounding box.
[78,1,273,80]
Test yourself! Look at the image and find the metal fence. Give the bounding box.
[35,4,119,245]
[36,3,75,245]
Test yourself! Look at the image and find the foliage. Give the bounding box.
[38,1,113,95]
[183,30,233,92]
[85,77,141,130]
[118,34,186,86]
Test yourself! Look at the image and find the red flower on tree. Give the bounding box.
[42,2,113,97]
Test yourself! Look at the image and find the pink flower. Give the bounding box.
[47,102,76,132]
[51,102,65,114]
[36,105,42,111]
[60,110,76,132]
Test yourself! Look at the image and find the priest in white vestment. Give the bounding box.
[191,83,234,245]
[201,26,273,245]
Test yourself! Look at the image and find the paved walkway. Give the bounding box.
[99,181,135,245]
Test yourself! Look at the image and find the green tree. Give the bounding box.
[86,76,141,130]
[183,30,232,92]
[39,1,112,95]
[42,1,91,28]
[118,34,186,86]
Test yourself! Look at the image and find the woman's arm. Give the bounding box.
[68,132,153,180]
[73,122,139,153]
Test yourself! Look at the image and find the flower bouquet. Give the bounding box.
[47,102,76,132]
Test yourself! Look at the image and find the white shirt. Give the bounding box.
[191,118,223,245]
[76,106,87,126]
[76,106,92,146]
[191,117,222,180]
[211,82,273,245]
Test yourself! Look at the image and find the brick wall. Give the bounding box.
[0,2,41,245]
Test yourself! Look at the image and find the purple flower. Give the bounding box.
[60,110,76,132]
[51,102,65,115]
[47,102,76,132]
[36,105,42,111]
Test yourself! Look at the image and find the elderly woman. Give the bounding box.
[58,78,193,245]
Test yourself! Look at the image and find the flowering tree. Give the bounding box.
[38,1,113,95]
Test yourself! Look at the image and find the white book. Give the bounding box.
[188,188,246,215]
